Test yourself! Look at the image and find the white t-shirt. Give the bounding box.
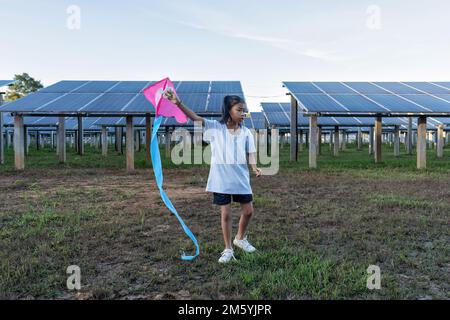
[203,119,256,194]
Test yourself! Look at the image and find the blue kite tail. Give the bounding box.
[150,116,200,260]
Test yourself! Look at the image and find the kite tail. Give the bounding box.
[150,116,200,260]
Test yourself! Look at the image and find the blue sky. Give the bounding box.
[1,0,449,110]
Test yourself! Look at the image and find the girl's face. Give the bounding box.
[229,102,246,124]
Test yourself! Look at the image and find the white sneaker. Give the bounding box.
[233,236,256,253]
[218,249,236,263]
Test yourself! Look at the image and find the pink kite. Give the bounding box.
[143,77,199,260]
[143,77,188,124]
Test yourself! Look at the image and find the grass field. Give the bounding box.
[0,142,449,299]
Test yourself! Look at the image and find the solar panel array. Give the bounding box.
[95,116,204,128]
[260,102,440,130]
[2,113,264,130]
[1,114,107,131]
[1,80,244,115]
[94,114,262,130]
[283,82,450,116]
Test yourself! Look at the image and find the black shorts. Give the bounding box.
[213,193,253,205]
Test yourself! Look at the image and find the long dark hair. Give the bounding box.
[220,95,245,124]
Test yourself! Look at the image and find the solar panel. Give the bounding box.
[95,117,123,126]
[434,95,450,103]
[279,103,291,113]
[294,94,347,112]
[176,81,210,93]
[178,93,208,112]
[1,93,62,111]
[264,112,289,126]
[283,82,322,93]
[313,82,355,94]
[332,117,362,126]
[1,115,53,127]
[330,94,388,113]
[64,118,78,130]
[343,82,390,94]
[0,80,15,87]
[122,94,155,113]
[382,118,408,126]
[250,112,266,130]
[95,117,147,126]
[261,103,284,113]
[78,117,102,130]
[28,116,61,126]
[399,95,450,112]
[206,94,223,113]
[429,117,450,125]
[73,81,120,93]
[210,81,242,93]
[37,93,100,112]
[296,115,309,126]
[80,93,136,112]
[243,117,253,129]
[431,82,450,90]
[108,81,152,93]
[1,113,13,126]
[351,117,374,126]
[1,115,105,131]
[402,82,450,94]
[372,82,422,94]
[364,94,428,113]
[135,117,147,126]
[39,81,89,93]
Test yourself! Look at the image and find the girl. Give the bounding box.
[164,90,261,263]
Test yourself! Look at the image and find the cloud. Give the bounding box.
[146,5,346,62]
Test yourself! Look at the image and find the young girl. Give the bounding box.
[164,90,261,263]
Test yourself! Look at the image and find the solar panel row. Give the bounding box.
[283,82,450,115]
[284,82,450,95]
[260,102,442,129]
[1,114,106,130]
[1,80,244,115]
[38,80,243,94]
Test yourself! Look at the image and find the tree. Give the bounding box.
[5,73,43,101]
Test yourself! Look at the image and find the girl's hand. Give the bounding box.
[164,88,181,105]
[253,167,262,177]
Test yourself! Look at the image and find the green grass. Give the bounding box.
[369,193,437,209]
[221,244,367,299]
[0,187,100,298]
[2,141,450,174]
[277,142,450,173]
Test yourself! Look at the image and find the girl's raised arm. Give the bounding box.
[164,88,205,125]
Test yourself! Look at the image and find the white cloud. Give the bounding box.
[146,5,346,62]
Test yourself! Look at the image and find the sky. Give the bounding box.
[0,0,449,111]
